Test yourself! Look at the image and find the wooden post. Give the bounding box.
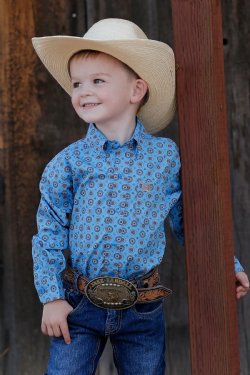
[171,1,240,374]
[0,1,42,373]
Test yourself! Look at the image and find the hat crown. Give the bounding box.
[83,18,148,41]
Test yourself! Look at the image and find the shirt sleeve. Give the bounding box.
[32,152,73,303]
[165,140,184,246]
[168,195,184,246]
[234,256,244,273]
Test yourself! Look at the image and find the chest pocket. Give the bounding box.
[134,177,166,218]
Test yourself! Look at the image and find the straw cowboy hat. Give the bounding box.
[32,18,175,133]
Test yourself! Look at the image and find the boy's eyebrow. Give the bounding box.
[70,72,111,80]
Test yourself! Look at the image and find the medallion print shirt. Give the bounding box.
[32,119,244,303]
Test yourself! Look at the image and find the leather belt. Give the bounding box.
[63,267,172,310]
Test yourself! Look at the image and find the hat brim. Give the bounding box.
[32,36,175,133]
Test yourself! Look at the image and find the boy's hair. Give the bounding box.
[68,49,149,109]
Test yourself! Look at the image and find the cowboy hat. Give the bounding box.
[32,18,175,133]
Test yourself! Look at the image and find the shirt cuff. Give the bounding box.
[234,256,244,273]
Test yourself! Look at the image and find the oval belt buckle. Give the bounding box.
[85,276,138,310]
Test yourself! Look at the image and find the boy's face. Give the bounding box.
[69,53,141,128]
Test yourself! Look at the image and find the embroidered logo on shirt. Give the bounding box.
[140,183,153,192]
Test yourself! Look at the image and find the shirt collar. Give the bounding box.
[84,118,147,154]
[85,123,107,153]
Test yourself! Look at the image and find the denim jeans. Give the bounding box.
[45,287,166,375]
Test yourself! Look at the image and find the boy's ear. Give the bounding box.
[131,79,148,104]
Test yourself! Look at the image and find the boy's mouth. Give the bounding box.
[82,103,100,108]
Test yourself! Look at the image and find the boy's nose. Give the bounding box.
[79,84,93,97]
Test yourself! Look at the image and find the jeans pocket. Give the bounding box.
[132,300,163,316]
[65,289,87,316]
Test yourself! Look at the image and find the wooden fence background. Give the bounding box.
[0,1,249,374]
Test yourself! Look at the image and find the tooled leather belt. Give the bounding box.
[63,266,172,310]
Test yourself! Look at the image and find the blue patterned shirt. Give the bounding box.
[32,119,243,303]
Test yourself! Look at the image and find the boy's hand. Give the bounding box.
[236,272,249,299]
[41,299,73,344]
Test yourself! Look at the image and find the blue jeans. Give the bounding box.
[45,288,166,375]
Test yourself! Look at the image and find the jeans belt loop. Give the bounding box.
[134,276,144,288]
[73,270,81,291]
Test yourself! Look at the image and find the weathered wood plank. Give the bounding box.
[0,0,86,374]
[171,1,240,374]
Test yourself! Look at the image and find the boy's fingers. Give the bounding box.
[60,320,71,344]
[235,272,249,300]
[240,277,249,288]
[237,290,248,299]
[237,287,245,295]
[236,284,248,293]
[41,321,66,338]
[236,272,249,287]
[236,284,249,299]
[53,325,63,337]
[236,286,249,296]
[47,325,55,337]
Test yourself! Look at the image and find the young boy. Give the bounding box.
[32,18,249,375]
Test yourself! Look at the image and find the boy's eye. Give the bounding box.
[93,79,104,84]
[72,82,80,88]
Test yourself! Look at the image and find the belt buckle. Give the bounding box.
[85,276,138,310]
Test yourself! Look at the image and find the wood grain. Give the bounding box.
[171,1,240,374]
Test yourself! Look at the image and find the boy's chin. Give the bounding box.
[78,115,105,126]
[77,114,95,123]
